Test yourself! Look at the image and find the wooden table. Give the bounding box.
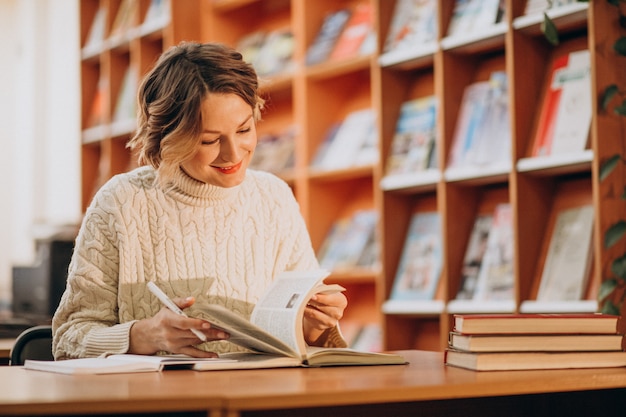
[2,350,626,416]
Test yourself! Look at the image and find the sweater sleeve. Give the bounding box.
[52,189,132,360]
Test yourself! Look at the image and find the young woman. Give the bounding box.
[52,42,347,359]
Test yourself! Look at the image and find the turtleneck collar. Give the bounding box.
[165,167,243,206]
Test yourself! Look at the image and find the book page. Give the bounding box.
[251,270,332,359]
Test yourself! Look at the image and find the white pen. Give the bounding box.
[147,281,207,342]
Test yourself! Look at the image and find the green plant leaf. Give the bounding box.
[614,98,626,116]
[600,300,621,315]
[601,84,619,111]
[612,254,626,280]
[541,14,559,46]
[614,36,626,55]
[599,278,618,301]
[607,0,620,6]
[600,154,621,181]
[605,220,626,249]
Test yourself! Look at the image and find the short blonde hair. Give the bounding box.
[127,42,264,185]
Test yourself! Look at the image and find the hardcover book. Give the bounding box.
[445,349,626,371]
[452,313,620,335]
[531,50,591,157]
[448,332,624,353]
[385,96,438,177]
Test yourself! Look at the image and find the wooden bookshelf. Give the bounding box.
[80,0,626,351]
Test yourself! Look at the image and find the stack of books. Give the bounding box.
[444,313,626,371]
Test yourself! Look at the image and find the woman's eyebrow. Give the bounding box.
[202,114,253,134]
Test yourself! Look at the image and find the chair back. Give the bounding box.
[10,325,53,366]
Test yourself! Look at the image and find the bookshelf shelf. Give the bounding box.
[79,0,625,351]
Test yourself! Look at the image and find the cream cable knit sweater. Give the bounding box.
[52,166,345,359]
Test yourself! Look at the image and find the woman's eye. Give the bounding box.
[201,138,220,145]
[238,127,251,134]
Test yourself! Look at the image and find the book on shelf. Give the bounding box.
[254,28,295,77]
[444,349,626,371]
[305,8,352,66]
[525,0,579,15]
[113,67,138,123]
[236,28,295,77]
[328,3,374,61]
[531,49,591,157]
[249,126,296,174]
[449,332,624,353]
[454,213,494,301]
[446,0,503,38]
[310,123,341,169]
[143,0,170,28]
[384,95,438,178]
[83,6,106,52]
[350,323,383,353]
[535,205,594,302]
[452,313,621,335]
[317,210,379,272]
[383,0,437,54]
[86,79,107,129]
[472,203,514,302]
[447,71,510,172]
[24,354,232,375]
[311,108,377,171]
[195,269,405,369]
[385,211,443,305]
[109,0,136,40]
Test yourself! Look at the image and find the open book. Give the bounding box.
[195,269,406,369]
[24,354,235,375]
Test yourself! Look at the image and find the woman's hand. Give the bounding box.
[129,296,229,357]
[302,291,348,346]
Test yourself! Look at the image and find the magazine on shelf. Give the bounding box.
[454,213,494,301]
[531,49,591,157]
[447,71,510,172]
[385,96,438,178]
[446,0,503,38]
[385,211,442,304]
[305,8,352,66]
[328,3,374,61]
[317,210,378,272]
[472,203,514,302]
[383,0,437,54]
[312,108,377,171]
[536,205,594,302]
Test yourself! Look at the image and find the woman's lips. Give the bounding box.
[212,160,242,174]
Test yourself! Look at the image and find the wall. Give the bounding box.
[0,0,81,310]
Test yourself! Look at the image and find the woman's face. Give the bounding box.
[181,93,257,188]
